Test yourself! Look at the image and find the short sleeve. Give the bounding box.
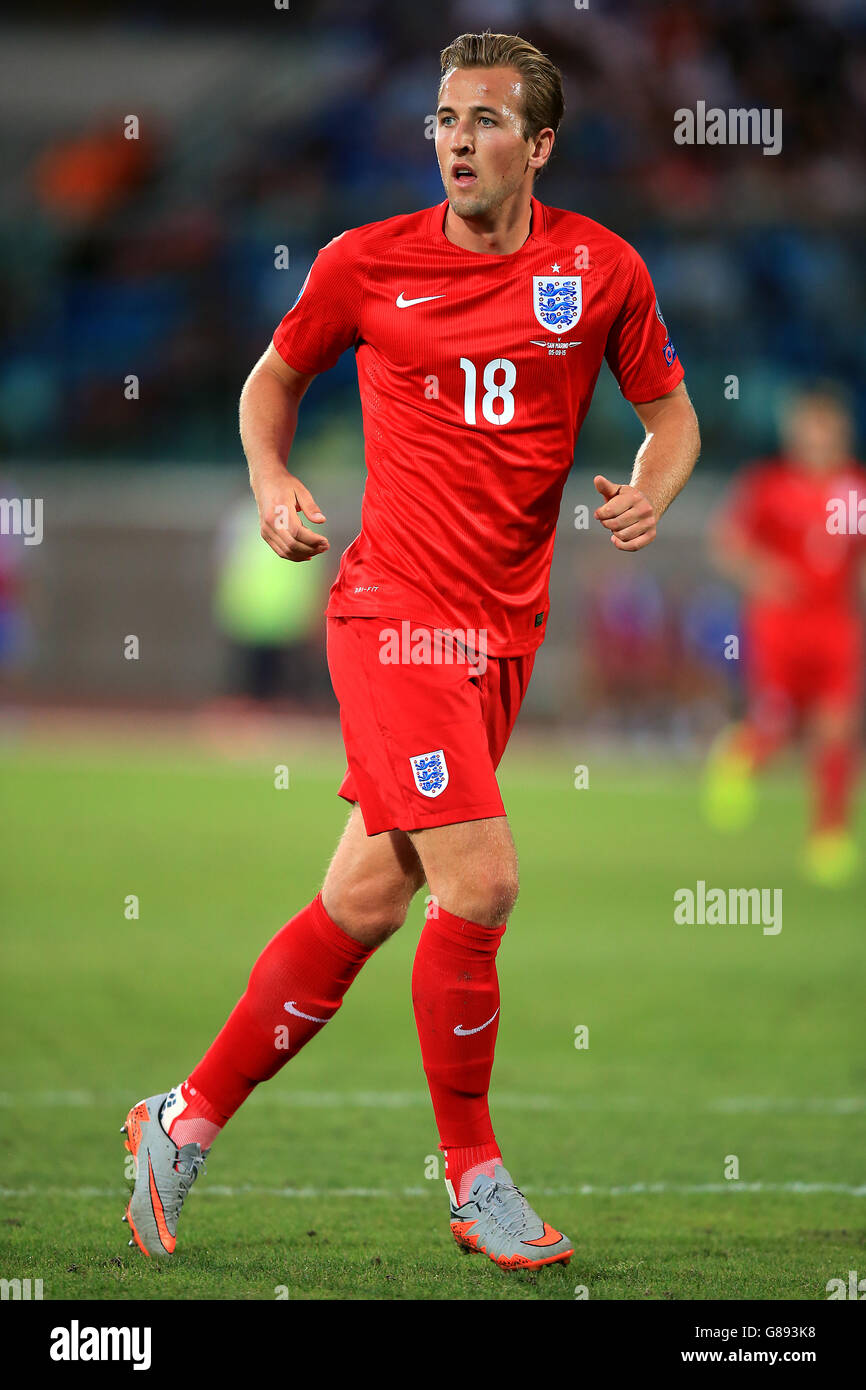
[604,247,685,404]
[272,230,365,375]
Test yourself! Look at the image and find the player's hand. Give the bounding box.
[593,475,658,552]
[255,475,329,562]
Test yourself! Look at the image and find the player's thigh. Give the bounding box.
[322,803,426,944]
[408,815,519,926]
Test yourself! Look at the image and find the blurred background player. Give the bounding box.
[212,492,329,710]
[703,385,866,884]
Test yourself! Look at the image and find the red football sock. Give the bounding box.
[411,906,506,1198]
[443,1141,504,1206]
[813,739,858,833]
[161,1079,225,1151]
[177,893,376,1130]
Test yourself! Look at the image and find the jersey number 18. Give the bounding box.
[459,357,517,426]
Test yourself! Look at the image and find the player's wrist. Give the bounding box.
[248,455,291,490]
[633,480,664,520]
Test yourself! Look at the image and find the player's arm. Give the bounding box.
[709,495,762,590]
[239,344,329,562]
[594,381,700,552]
[708,477,799,601]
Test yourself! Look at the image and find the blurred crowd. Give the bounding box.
[576,572,740,744]
[1,0,864,466]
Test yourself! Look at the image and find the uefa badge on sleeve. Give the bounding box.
[409,750,449,798]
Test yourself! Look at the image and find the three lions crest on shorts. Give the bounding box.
[409,749,449,798]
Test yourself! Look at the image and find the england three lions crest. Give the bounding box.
[533,276,582,334]
[409,749,449,798]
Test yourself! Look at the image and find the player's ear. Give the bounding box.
[529,128,555,172]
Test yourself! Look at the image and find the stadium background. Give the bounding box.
[1,1,865,1304]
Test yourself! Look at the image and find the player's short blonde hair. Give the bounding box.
[438,30,565,170]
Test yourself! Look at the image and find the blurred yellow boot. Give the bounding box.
[802,830,859,887]
[702,737,756,832]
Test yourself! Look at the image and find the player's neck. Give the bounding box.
[443,192,534,256]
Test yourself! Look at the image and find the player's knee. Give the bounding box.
[441,863,519,926]
[483,871,519,925]
[813,709,856,744]
[323,872,420,944]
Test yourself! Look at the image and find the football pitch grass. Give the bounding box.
[1,730,864,1301]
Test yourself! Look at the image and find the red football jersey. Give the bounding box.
[273,195,684,655]
[723,457,866,616]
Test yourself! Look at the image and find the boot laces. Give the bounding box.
[164,1145,207,1222]
[482,1180,535,1238]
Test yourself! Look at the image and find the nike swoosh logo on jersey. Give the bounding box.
[396,292,446,308]
[453,1007,500,1037]
[284,1000,331,1023]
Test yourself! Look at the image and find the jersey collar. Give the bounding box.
[430,195,545,257]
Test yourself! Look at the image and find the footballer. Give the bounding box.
[704,385,865,884]
[121,30,700,1271]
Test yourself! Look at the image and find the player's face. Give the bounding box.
[784,401,852,472]
[435,66,539,217]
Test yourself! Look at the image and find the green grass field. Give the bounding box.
[1,732,864,1301]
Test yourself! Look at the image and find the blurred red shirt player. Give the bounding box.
[706,386,866,883]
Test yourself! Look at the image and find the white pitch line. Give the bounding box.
[706,1098,866,1114]
[0,1091,863,1114]
[2,1181,865,1200]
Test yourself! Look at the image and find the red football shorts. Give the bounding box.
[326,616,536,835]
[745,606,863,726]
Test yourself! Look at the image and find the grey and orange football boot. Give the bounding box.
[449,1164,573,1270]
[120,1094,207,1257]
